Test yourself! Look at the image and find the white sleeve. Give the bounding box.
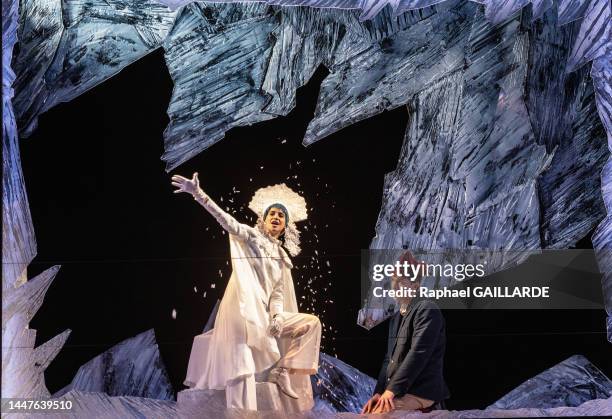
[193,189,251,239]
[269,277,284,317]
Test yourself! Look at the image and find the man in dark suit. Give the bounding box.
[361,252,450,414]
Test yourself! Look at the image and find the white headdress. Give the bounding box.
[248,183,308,223]
[249,183,307,256]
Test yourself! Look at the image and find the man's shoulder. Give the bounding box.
[412,299,443,320]
[413,298,441,310]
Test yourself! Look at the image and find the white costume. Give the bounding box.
[183,185,320,411]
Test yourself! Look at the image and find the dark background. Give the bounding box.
[22,49,610,410]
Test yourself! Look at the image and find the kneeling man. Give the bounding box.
[362,252,450,414]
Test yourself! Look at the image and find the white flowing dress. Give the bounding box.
[183,190,313,408]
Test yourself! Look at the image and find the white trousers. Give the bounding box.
[225,312,321,410]
[226,374,256,410]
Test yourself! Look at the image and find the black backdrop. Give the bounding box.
[22,49,610,410]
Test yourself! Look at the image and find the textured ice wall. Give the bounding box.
[368,6,608,254]
[590,5,612,341]
[2,0,71,398]
[11,2,609,169]
[154,0,595,23]
[3,0,178,400]
[13,388,611,417]
[490,355,612,409]
[161,3,441,167]
[53,330,174,400]
[311,353,376,412]
[5,0,611,399]
[12,0,179,137]
[2,0,33,291]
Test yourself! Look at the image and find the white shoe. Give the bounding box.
[268,367,299,399]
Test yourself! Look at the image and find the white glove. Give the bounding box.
[268,314,284,337]
[171,172,202,197]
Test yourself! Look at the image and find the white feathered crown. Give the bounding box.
[248,183,308,222]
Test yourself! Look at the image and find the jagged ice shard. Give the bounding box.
[366,5,608,254]
[490,355,612,409]
[53,330,174,400]
[311,353,376,412]
[2,0,72,399]
[12,0,179,137]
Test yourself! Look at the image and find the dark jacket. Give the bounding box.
[374,299,450,401]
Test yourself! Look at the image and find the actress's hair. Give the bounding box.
[256,217,302,257]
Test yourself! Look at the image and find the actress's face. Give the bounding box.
[264,207,286,238]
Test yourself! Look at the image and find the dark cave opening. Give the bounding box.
[20,47,610,410]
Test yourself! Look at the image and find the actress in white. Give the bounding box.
[171,173,321,411]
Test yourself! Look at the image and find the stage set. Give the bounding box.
[3,0,612,417]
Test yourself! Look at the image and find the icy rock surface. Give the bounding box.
[311,353,376,412]
[566,0,612,72]
[12,0,179,137]
[358,4,608,316]
[7,2,612,404]
[3,0,34,292]
[109,0,608,181]
[162,3,280,167]
[557,0,591,25]
[179,382,312,413]
[2,0,70,399]
[53,329,174,400]
[589,3,612,342]
[33,390,181,419]
[162,2,462,169]
[156,0,603,24]
[10,392,611,418]
[490,355,612,409]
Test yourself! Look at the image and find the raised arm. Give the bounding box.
[171,173,251,239]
